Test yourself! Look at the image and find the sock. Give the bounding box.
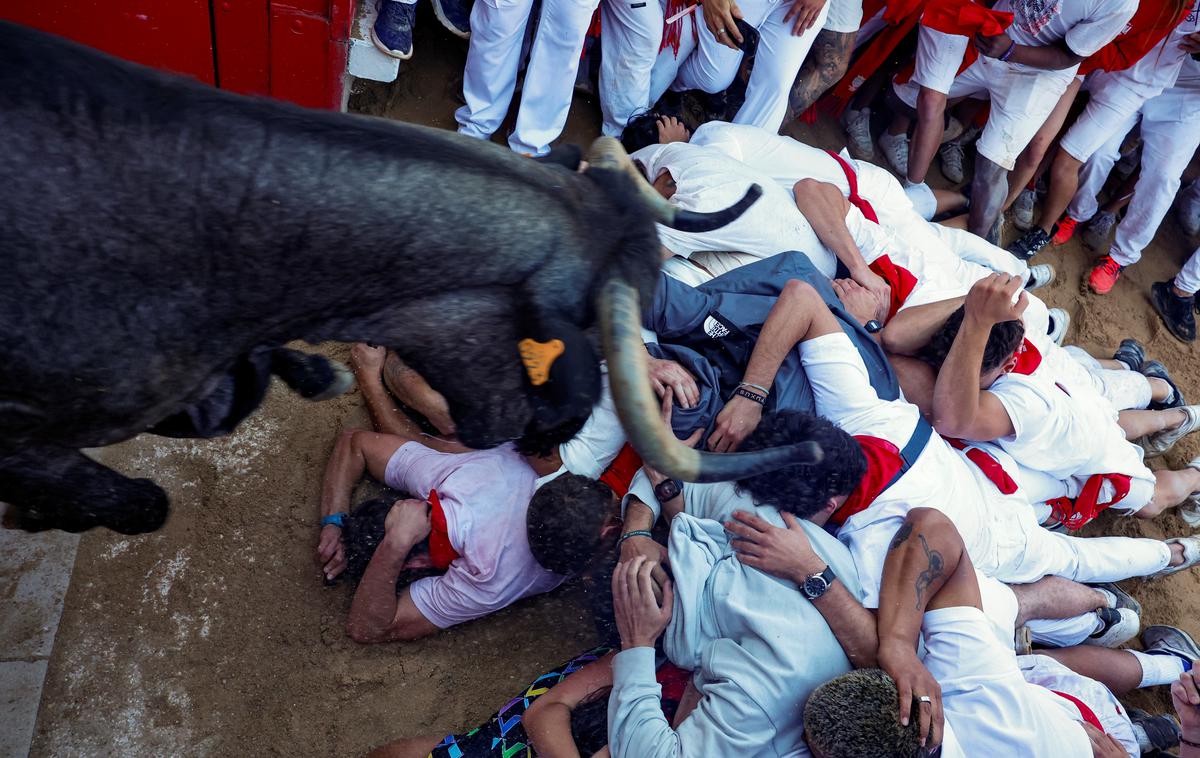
[1130,649,1188,687]
[1095,588,1117,608]
[1163,385,1179,405]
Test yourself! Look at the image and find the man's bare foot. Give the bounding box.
[350,343,387,379]
[383,353,457,437]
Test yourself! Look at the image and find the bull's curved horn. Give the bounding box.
[599,277,822,482]
[585,137,763,234]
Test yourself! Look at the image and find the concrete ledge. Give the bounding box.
[348,2,400,83]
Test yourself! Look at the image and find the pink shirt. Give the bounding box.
[383,442,564,628]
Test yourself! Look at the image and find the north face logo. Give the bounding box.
[703,316,731,338]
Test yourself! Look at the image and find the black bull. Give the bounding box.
[0,22,819,535]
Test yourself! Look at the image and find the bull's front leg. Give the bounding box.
[0,445,169,534]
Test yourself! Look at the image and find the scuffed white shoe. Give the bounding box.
[879,130,910,177]
[939,141,965,184]
[1083,607,1140,648]
[844,108,874,160]
[1140,407,1200,458]
[1152,536,1200,576]
[1046,308,1070,345]
[1024,263,1055,291]
[1013,188,1036,231]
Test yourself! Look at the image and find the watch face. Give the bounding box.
[804,575,829,598]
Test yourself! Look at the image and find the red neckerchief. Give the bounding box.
[1047,474,1133,531]
[426,489,461,570]
[830,436,905,526]
[1011,338,1043,375]
[1051,690,1107,733]
[600,444,642,498]
[943,438,1018,494]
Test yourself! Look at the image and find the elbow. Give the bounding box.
[792,177,825,200]
[879,326,905,355]
[346,623,380,645]
[902,508,960,547]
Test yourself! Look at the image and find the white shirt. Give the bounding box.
[925,607,1092,757]
[608,510,865,758]
[383,442,564,628]
[1086,4,1200,101]
[995,0,1137,56]
[535,368,627,488]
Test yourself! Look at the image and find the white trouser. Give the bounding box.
[979,574,1102,650]
[1175,245,1200,295]
[1110,113,1200,267]
[1066,123,1125,223]
[992,514,1170,585]
[1058,77,1145,163]
[671,0,831,130]
[457,0,599,156]
[1019,655,1140,756]
[1026,614,1101,648]
[600,0,664,135]
[931,222,1028,276]
[1060,344,1152,410]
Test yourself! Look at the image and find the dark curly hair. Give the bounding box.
[620,109,667,154]
[736,412,867,518]
[340,495,440,588]
[527,473,618,576]
[921,306,1026,373]
[515,413,590,459]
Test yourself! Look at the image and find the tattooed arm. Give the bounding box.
[874,508,983,750]
[788,29,855,119]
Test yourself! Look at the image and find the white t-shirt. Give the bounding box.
[1088,5,1200,100]
[383,442,564,628]
[925,607,1093,757]
[536,369,627,488]
[995,0,1137,57]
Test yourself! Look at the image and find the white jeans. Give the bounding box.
[1175,244,1200,295]
[600,0,663,135]
[667,0,831,130]
[456,0,599,156]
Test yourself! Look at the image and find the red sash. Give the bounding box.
[1051,690,1106,733]
[830,436,906,526]
[943,438,1018,494]
[600,444,642,498]
[427,489,461,570]
[921,0,1012,36]
[1046,473,1133,531]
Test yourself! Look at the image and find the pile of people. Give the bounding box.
[324,1,1200,754]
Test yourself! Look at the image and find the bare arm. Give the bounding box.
[975,33,1085,70]
[346,504,440,643]
[725,511,878,668]
[525,653,618,758]
[792,178,891,304]
[353,344,470,454]
[930,275,1023,440]
[879,295,964,356]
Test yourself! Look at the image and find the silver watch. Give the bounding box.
[801,565,836,600]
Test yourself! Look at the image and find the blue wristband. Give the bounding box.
[321,512,347,528]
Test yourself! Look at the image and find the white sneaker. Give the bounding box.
[878,130,910,177]
[844,108,874,160]
[1083,607,1140,648]
[1139,406,1200,458]
[939,141,965,183]
[1151,536,1200,576]
[1047,308,1070,345]
[1179,179,1200,237]
[1024,263,1055,291]
[1013,188,1036,232]
[942,115,964,144]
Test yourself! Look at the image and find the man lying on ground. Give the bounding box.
[804,508,1194,756]
[314,345,621,643]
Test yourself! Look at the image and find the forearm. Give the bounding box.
[810,583,879,667]
[525,704,583,758]
[876,510,963,651]
[347,536,415,642]
[1007,41,1084,70]
[879,296,964,355]
[741,281,817,390]
[624,497,657,533]
[930,315,991,436]
[1183,731,1200,758]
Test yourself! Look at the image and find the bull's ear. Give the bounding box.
[519,319,600,434]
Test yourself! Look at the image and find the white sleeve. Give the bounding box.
[408,567,492,629]
[799,332,883,426]
[622,470,662,522]
[558,373,626,478]
[921,606,1022,684]
[608,648,777,758]
[987,379,1053,443]
[1063,0,1137,57]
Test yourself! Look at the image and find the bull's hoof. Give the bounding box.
[4,478,169,535]
[270,349,356,401]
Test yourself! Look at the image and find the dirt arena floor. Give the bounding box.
[27,7,1200,755]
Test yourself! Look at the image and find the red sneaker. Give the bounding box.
[1088,255,1124,294]
[1051,216,1079,245]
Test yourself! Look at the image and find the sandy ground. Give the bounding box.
[28,6,1200,755]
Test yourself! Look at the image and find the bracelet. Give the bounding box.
[320,512,347,528]
[618,530,654,547]
[738,381,770,396]
[734,386,767,405]
[999,40,1017,61]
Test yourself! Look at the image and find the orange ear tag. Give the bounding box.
[519,338,565,386]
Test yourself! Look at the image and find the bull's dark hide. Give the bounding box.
[0,22,660,533]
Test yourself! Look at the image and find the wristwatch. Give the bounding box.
[801,565,837,600]
[654,478,684,503]
[864,319,883,334]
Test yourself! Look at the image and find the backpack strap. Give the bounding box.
[880,416,933,494]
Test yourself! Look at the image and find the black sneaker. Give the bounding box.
[1007,227,1051,260]
[1142,359,1186,410]
[432,0,471,38]
[1152,280,1197,342]
[1090,581,1142,616]
[1129,708,1181,752]
[1112,338,1146,372]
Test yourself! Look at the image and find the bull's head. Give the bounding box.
[584,138,824,482]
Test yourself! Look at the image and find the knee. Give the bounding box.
[781,278,821,305]
[915,89,946,123]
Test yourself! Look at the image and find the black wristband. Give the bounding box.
[1182,735,1200,750]
[734,386,766,405]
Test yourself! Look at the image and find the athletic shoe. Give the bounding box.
[1088,255,1124,294]
[1180,455,1200,528]
[1128,709,1182,753]
[942,115,965,144]
[1180,180,1200,237]
[879,130,910,177]
[1047,308,1070,346]
[1008,227,1051,260]
[1112,338,1146,372]
[1083,606,1139,648]
[372,0,416,60]
[1092,581,1143,616]
[1142,359,1186,411]
[432,0,471,37]
[985,216,1004,247]
[1082,211,1117,251]
[844,108,874,160]
[1150,537,1200,577]
[939,141,965,183]
[1012,188,1036,231]
[1051,215,1079,245]
[1139,404,1200,458]
[1144,624,1200,661]
[1024,263,1055,291]
[1151,280,1197,343]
